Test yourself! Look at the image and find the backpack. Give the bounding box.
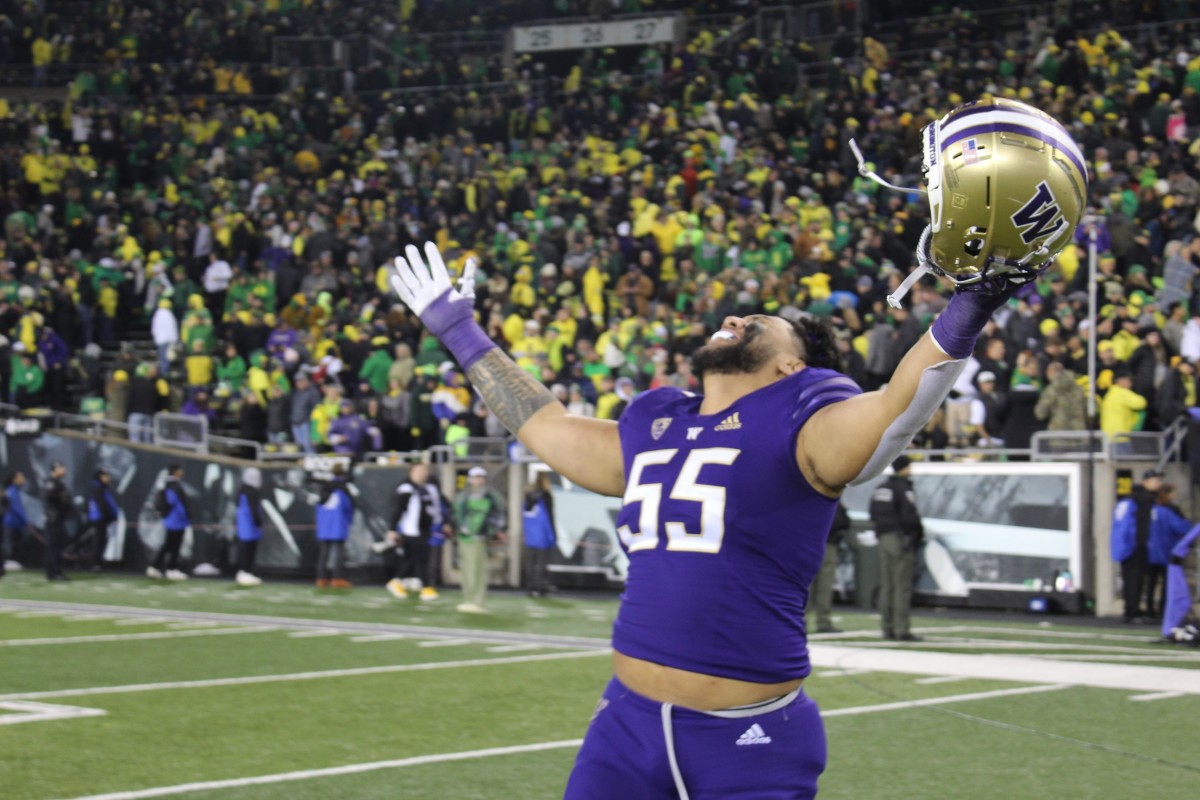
[155,487,172,517]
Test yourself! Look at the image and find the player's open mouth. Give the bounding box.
[710,329,739,343]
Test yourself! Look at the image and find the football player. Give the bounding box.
[390,98,1086,799]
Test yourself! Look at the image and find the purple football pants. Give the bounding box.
[564,677,826,800]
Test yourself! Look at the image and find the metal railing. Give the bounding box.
[52,412,130,439]
[1029,426,1185,463]
[208,434,263,461]
[903,446,1033,462]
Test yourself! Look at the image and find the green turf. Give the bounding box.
[0,572,617,639]
[2,573,1199,799]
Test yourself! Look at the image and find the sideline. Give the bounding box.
[0,649,611,702]
[8,599,1199,696]
[0,627,275,647]
[0,598,609,649]
[810,644,1200,695]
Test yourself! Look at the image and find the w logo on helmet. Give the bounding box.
[1011,181,1065,245]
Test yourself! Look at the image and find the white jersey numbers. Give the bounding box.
[617,447,741,554]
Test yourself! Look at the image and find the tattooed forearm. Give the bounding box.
[467,350,558,435]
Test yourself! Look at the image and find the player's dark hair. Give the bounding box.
[788,317,844,373]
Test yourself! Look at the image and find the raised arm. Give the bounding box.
[392,243,625,497]
[799,288,1009,493]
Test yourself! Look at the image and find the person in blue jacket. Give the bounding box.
[75,469,120,572]
[1111,469,1162,623]
[235,467,265,587]
[148,464,191,581]
[522,473,558,598]
[315,464,354,589]
[2,471,30,576]
[1149,482,1192,621]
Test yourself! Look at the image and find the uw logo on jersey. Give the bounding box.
[686,427,704,441]
[1011,181,1065,244]
[714,412,742,431]
[651,418,672,441]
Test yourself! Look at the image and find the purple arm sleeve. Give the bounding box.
[421,290,497,371]
[929,290,1011,359]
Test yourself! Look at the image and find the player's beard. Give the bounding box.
[691,326,770,380]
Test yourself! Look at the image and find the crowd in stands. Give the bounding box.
[2,2,1200,458]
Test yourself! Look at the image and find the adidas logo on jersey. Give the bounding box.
[736,723,772,745]
[714,412,742,431]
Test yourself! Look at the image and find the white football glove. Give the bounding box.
[390,242,476,317]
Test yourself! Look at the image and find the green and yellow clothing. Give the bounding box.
[216,355,247,391]
[359,350,394,395]
[452,489,505,541]
[1100,384,1148,437]
[185,354,214,386]
[10,358,45,396]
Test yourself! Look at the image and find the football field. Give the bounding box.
[1,573,1198,799]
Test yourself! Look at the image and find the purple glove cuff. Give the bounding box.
[929,291,1009,359]
[441,318,498,371]
[423,290,496,371]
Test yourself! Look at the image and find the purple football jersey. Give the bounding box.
[611,367,861,683]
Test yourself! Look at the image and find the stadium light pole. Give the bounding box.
[1086,221,1098,422]
[1084,217,1099,608]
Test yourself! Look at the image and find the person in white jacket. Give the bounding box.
[150,299,179,377]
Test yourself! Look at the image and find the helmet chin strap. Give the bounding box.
[848,139,927,196]
[886,226,933,308]
[848,138,931,309]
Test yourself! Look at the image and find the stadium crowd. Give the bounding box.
[2,2,1200,458]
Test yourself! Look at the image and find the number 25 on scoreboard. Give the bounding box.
[617,448,740,554]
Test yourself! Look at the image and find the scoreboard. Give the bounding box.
[511,16,683,53]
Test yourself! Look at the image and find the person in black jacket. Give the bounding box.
[127,365,166,443]
[43,461,72,581]
[381,463,444,600]
[1156,357,1196,430]
[1122,469,1163,623]
[807,501,849,633]
[68,469,119,571]
[869,456,924,641]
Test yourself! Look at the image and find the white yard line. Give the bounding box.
[347,634,412,643]
[1038,653,1200,663]
[0,599,609,650]
[0,650,610,702]
[822,684,1071,717]
[839,638,1178,657]
[812,669,873,678]
[913,675,971,685]
[485,644,545,653]
[1128,691,1186,702]
[286,629,343,639]
[942,625,1167,644]
[416,638,477,648]
[0,700,108,727]
[0,627,276,647]
[810,644,1200,695]
[61,739,586,800]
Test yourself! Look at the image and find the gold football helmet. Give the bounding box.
[852,98,1087,301]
